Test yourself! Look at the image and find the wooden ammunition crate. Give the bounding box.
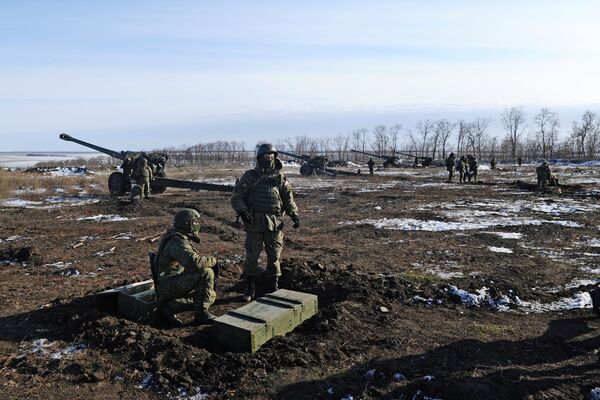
[214,289,318,353]
[96,279,158,321]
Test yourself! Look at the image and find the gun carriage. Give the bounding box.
[350,149,402,168]
[278,150,360,177]
[59,133,233,196]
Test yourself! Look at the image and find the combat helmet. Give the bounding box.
[256,143,278,158]
[173,209,201,241]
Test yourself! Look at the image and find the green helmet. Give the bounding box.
[256,143,278,158]
[173,209,201,239]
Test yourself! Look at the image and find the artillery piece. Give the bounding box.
[59,133,233,196]
[278,150,361,177]
[395,151,434,167]
[350,149,402,168]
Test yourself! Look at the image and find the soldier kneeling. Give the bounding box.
[152,209,218,326]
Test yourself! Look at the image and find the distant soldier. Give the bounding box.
[456,155,467,183]
[517,156,522,166]
[153,209,218,326]
[231,144,300,302]
[536,160,554,190]
[131,156,153,200]
[467,154,479,182]
[445,152,456,183]
[490,158,497,170]
[367,158,375,175]
[413,156,419,168]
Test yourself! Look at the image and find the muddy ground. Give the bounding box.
[1,163,600,399]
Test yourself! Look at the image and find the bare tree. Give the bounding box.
[388,124,402,154]
[371,125,388,154]
[501,106,527,162]
[456,120,470,156]
[332,133,350,161]
[571,111,597,157]
[534,108,560,160]
[414,119,435,156]
[472,117,491,159]
[435,119,455,159]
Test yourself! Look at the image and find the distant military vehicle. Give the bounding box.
[395,151,435,167]
[350,149,402,168]
[59,133,233,196]
[278,150,360,177]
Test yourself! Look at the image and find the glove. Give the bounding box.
[213,261,223,278]
[240,210,254,225]
[291,213,300,229]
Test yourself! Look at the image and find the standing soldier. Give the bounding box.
[153,209,219,325]
[517,156,522,166]
[536,160,552,190]
[131,156,153,200]
[231,144,300,302]
[445,152,456,183]
[457,155,467,183]
[367,158,375,175]
[467,155,479,182]
[490,158,497,170]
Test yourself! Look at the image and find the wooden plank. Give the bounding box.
[214,289,318,353]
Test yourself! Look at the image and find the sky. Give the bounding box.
[1,0,600,151]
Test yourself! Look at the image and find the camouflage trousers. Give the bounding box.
[156,269,216,313]
[447,169,454,182]
[244,230,284,277]
[137,178,151,198]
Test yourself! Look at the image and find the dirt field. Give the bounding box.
[1,162,600,400]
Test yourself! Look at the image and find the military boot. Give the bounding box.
[266,276,279,293]
[241,277,256,302]
[158,302,183,327]
[194,311,217,325]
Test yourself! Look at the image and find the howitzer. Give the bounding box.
[59,133,233,196]
[278,150,361,177]
[395,151,434,167]
[350,149,402,168]
[278,150,334,176]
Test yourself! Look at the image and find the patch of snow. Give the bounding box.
[426,268,464,279]
[341,395,354,400]
[0,235,25,243]
[2,198,44,208]
[488,246,513,254]
[448,285,489,306]
[365,369,376,378]
[581,267,600,274]
[486,232,523,240]
[113,233,134,240]
[374,206,382,210]
[515,292,592,312]
[341,217,581,231]
[591,387,600,400]
[77,214,132,222]
[393,372,406,380]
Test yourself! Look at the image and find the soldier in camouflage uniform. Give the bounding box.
[467,154,479,182]
[456,155,467,183]
[231,144,300,302]
[445,152,456,183]
[131,156,153,200]
[536,160,552,190]
[154,209,218,325]
[367,158,375,175]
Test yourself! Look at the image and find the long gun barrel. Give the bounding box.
[59,133,126,160]
[350,149,388,160]
[278,150,311,162]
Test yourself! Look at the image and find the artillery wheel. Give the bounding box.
[151,171,167,194]
[108,172,128,197]
[300,164,314,176]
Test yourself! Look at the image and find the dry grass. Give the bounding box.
[0,169,107,200]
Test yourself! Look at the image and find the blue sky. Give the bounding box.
[1,1,600,151]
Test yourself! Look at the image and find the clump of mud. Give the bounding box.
[0,246,40,264]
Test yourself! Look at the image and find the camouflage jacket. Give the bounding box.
[231,159,298,232]
[445,156,455,171]
[154,230,217,281]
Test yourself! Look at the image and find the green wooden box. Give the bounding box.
[96,279,158,321]
[214,289,318,353]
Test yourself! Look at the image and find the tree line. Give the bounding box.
[151,107,600,165]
